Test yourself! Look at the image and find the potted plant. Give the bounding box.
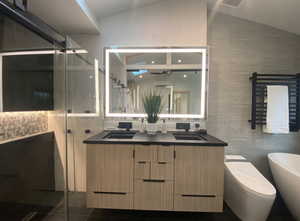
[142,91,163,135]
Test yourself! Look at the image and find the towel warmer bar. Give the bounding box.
[249,72,300,131]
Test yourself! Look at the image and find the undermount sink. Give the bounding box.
[103,131,136,139]
[172,132,207,141]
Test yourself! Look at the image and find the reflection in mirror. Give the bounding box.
[0,50,55,112]
[106,48,207,118]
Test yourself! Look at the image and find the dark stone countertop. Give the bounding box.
[83,130,228,147]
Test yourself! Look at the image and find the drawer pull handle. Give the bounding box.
[138,161,146,164]
[143,179,165,183]
[94,192,127,195]
[158,162,167,164]
[181,194,216,198]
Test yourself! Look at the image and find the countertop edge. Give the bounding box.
[83,131,228,147]
[83,140,228,146]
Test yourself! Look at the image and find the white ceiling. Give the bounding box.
[28,0,100,34]
[208,0,300,35]
[87,0,300,36]
[86,0,162,19]
[27,0,300,36]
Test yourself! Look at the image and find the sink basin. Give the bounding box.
[103,131,136,139]
[173,132,207,141]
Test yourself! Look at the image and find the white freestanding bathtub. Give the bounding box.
[268,153,300,220]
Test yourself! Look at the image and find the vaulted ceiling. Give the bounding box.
[29,0,300,36]
[86,0,162,19]
[87,0,300,36]
[207,0,300,35]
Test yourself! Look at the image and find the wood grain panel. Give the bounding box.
[174,194,223,212]
[134,180,173,211]
[87,144,134,193]
[134,145,157,162]
[87,191,133,209]
[135,161,150,180]
[157,145,174,163]
[174,146,224,196]
[151,162,174,180]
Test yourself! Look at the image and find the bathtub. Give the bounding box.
[268,153,300,220]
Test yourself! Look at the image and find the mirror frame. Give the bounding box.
[105,47,208,119]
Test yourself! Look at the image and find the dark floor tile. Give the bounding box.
[43,214,88,221]
[87,208,240,221]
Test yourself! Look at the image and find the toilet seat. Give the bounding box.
[225,162,276,198]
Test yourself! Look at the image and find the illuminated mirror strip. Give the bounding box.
[105,47,208,119]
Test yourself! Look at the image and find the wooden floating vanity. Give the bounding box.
[84,131,227,212]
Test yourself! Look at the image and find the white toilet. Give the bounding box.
[224,155,276,221]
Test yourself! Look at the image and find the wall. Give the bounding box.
[207,12,300,179]
[0,112,48,142]
[99,0,207,66]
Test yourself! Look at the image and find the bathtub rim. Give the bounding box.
[268,152,300,179]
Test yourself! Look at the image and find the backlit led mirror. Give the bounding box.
[105,48,208,118]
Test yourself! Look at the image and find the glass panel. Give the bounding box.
[126,53,167,65]
[0,14,53,51]
[0,12,67,221]
[171,52,202,65]
[65,37,102,221]
[67,52,97,114]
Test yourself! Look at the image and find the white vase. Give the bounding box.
[146,123,158,135]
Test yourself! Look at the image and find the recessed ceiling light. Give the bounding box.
[178,59,182,63]
[183,74,187,78]
[151,61,155,64]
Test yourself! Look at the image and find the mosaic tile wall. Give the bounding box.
[0,111,48,142]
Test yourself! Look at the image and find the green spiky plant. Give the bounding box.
[142,91,163,123]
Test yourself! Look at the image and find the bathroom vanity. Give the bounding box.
[84,131,227,212]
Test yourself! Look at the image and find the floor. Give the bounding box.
[41,192,295,221]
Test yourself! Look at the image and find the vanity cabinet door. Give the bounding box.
[151,145,174,180]
[134,145,174,180]
[157,145,174,163]
[87,144,134,193]
[134,179,173,211]
[174,146,224,196]
[87,144,134,209]
[174,146,224,212]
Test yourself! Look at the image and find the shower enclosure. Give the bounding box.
[0,1,102,220]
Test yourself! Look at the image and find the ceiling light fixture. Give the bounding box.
[151,61,155,64]
[178,59,182,63]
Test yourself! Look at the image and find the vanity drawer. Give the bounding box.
[151,162,174,180]
[135,145,157,162]
[174,194,223,212]
[135,161,150,179]
[157,145,174,163]
[134,179,173,211]
[87,191,133,209]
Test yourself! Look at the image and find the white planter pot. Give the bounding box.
[146,123,158,135]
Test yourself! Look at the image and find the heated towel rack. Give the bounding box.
[249,72,300,131]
